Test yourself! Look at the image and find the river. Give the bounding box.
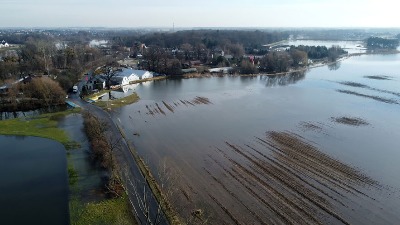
[0,136,69,225]
[112,53,400,224]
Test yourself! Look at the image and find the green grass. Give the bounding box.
[94,92,140,110]
[69,195,137,225]
[0,108,81,149]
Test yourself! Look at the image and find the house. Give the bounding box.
[0,40,9,48]
[224,55,234,60]
[111,68,139,86]
[0,76,31,94]
[132,69,153,80]
[111,68,153,86]
[111,76,130,86]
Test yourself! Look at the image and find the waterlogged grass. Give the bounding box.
[68,163,79,186]
[94,92,140,109]
[70,195,136,225]
[0,108,81,149]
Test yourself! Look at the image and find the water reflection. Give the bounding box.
[328,61,341,71]
[260,71,306,87]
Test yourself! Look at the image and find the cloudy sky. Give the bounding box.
[0,0,398,28]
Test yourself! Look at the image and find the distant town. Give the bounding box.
[1,28,399,112]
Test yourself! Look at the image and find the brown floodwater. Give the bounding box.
[112,54,400,224]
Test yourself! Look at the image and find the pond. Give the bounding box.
[0,136,69,225]
[112,53,400,224]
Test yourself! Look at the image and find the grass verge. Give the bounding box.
[0,108,81,149]
[69,195,136,225]
[116,124,182,225]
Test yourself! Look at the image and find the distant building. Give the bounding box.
[224,55,234,60]
[182,68,198,74]
[208,67,233,74]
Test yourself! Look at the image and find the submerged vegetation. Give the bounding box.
[331,116,369,126]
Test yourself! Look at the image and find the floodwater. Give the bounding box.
[58,114,106,201]
[0,136,69,225]
[113,54,400,224]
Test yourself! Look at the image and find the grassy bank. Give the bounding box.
[0,108,80,149]
[93,92,140,110]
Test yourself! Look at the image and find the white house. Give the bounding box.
[208,67,233,74]
[132,69,153,80]
[111,76,130,86]
[0,40,9,48]
[112,68,140,86]
[111,68,153,86]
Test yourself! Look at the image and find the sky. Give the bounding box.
[0,0,399,28]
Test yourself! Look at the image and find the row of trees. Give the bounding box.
[115,30,288,50]
[82,111,123,197]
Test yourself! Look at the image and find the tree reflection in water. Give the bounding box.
[260,71,306,87]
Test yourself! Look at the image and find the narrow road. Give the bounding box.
[69,93,168,225]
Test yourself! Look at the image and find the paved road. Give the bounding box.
[69,93,168,225]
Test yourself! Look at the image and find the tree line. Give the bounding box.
[82,111,124,197]
[0,32,113,91]
[242,45,347,74]
[366,37,399,49]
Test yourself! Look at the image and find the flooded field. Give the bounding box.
[113,54,400,224]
